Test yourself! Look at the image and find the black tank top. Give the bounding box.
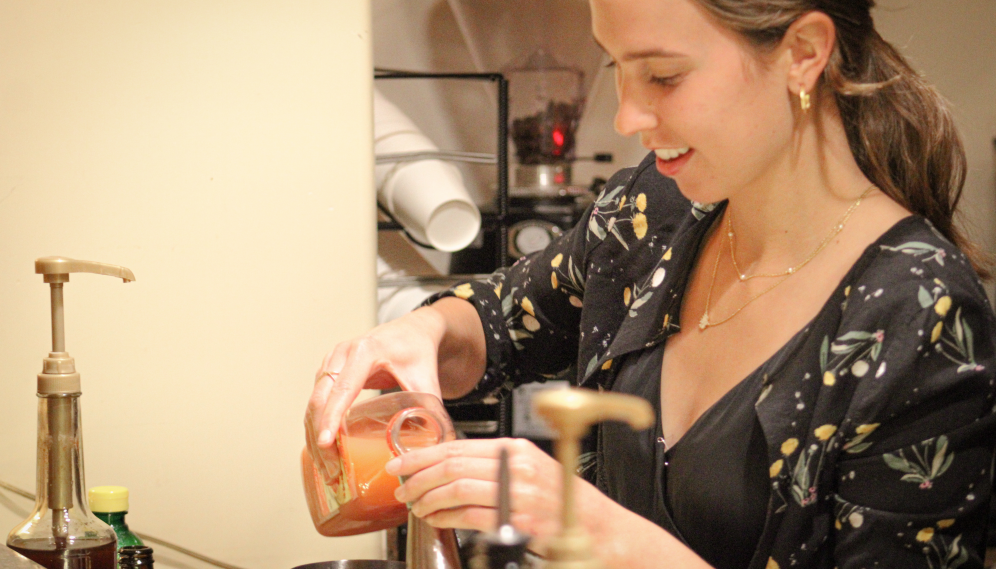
[596,341,770,569]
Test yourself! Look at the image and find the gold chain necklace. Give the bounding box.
[698,240,790,330]
[699,186,876,331]
[728,185,876,281]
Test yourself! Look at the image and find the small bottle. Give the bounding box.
[89,486,143,550]
[119,546,154,568]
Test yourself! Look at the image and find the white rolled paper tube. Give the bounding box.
[374,89,481,252]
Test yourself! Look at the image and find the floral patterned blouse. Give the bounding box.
[427,153,996,568]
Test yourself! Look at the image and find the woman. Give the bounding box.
[306,0,996,567]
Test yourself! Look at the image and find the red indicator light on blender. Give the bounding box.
[552,128,565,148]
[552,128,566,158]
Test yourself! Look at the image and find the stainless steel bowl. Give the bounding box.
[293,561,407,569]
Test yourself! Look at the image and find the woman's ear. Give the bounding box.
[783,11,836,97]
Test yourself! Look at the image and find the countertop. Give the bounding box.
[0,547,44,569]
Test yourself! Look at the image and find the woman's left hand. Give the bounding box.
[385,437,576,552]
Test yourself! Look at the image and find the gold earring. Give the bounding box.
[800,88,811,112]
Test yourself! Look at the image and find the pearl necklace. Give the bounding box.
[699,186,876,331]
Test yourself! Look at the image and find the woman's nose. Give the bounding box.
[613,80,658,137]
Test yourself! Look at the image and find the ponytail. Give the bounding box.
[825,30,991,279]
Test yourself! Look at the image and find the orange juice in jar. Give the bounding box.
[302,391,455,536]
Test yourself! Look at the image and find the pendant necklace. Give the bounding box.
[699,186,876,331]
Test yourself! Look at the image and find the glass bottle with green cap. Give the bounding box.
[88,486,144,551]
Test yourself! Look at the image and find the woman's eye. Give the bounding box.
[649,74,681,87]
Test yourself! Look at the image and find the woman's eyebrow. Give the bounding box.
[592,36,686,61]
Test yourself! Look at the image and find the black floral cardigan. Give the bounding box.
[428,153,996,568]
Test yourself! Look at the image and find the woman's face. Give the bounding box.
[591,0,796,203]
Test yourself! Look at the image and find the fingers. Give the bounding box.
[404,464,556,521]
[307,341,361,482]
[308,365,342,445]
[408,477,498,518]
[388,437,506,474]
[395,451,501,509]
[388,438,538,480]
[419,505,501,532]
[315,341,349,383]
[308,315,447,444]
[305,315,449,488]
[310,337,443,445]
[388,439,502,509]
[388,438,560,536]
[305,376,340,483]
[416,503,555,554]
[317,338,385,440]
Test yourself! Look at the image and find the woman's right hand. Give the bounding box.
[304,297,486,486]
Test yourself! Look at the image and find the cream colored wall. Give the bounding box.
[0,2,381,568]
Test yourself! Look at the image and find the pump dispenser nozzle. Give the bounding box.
[532,389,653,569]
[34,257,135,395]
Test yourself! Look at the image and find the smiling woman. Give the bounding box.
[305,1,996,568]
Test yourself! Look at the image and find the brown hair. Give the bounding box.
[691,0,991,279]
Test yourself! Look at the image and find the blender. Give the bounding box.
[447,0,609,261]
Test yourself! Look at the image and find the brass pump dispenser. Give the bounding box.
[533,389,653,569]
[6,257,136,569]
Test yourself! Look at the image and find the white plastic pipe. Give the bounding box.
[374,88,481,252]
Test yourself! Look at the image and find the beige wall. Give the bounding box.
[0,2,381,568]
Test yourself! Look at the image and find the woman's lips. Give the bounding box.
[655,147,693,177]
